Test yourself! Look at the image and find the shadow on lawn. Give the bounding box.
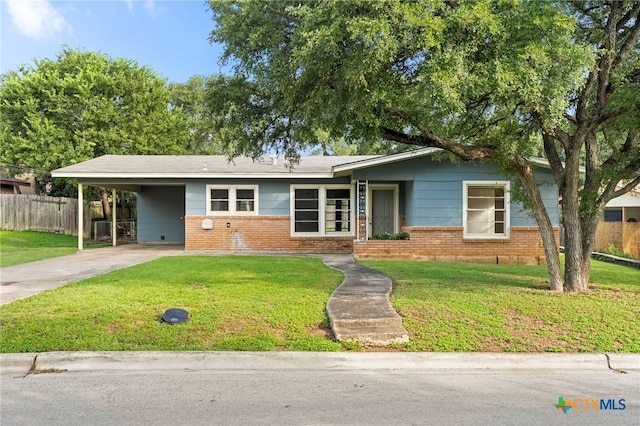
[368,261,552,293]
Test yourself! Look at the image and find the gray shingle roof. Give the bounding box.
[52,154,380,178]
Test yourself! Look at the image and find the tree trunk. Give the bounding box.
[537,214,563,292]
[510,155,563,291]
[575,209,602,291]
[562,180,590,293]
[560,151,590,293]
[101,188,112,222]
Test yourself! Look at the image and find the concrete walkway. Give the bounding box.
[324,255,409,346]
[0,244,184,305]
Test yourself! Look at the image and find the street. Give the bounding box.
[1,368,637,425]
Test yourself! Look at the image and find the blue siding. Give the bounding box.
[354,156,559,227]
[175,155,559,229]
[258,182,289,215]
[137,186,185,242]
[185,178,349,216]
[185,182,207,215]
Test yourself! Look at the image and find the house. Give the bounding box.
[52,148,560,264]
[0,173,31,194]
[595,187,640,258]
[603,188,640,223]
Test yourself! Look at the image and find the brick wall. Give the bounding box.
[353,226,558,265]
[185,215,353,253]
[185,216,557,264]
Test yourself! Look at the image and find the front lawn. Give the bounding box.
[0,256,344,352]
[1,255,637,353]
[362,259,640,352]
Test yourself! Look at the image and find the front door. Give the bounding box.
[371,189,395,235]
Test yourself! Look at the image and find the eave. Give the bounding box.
[52,172,336,180]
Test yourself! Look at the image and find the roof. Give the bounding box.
[52,154,380,179]
[606,187,640,208]
[0,174,31,187]
[51,148,555,180]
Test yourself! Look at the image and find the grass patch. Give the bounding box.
[0,256,345,352]
[2,247,638,353]
[0,231,111,267]
[361,259,640,353]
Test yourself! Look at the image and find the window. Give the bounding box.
[464,182,510,238]
[325,189,351,233]
[604,208,622,222]
[294,188,319,232]
[210,188,229,212]
[291,185,353,235]
[207,185,258,215]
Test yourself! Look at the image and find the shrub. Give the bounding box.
[370,232,410,240]
[602,244,631,259]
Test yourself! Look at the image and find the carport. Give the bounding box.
[52,159,187,251]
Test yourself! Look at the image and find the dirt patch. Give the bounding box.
[188,281,206,290]
[483,308,578,352]
[306,321,334,340]
[361,345,404,352]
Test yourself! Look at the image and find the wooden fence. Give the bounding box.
[0,194,90,237]
[595,221,640,259]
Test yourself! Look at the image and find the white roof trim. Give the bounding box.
[606,193,640,207]
[332,147,440,173]
[333,148,556,174]
[51,172,336,179]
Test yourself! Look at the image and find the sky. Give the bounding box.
[1,0,229,83]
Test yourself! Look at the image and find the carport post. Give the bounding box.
[78,183,83,251]
[112,189,117,247]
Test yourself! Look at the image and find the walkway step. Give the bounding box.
[331,317,404,328]
[324,255,409,347]
[332,324,410,346]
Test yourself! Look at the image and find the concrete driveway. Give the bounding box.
[0,244,184,305]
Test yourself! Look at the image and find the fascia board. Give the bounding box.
[332,152,578,175]
[332,147,441,174]
[51,172,336,179]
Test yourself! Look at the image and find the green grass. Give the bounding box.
[2,248,638,353]
[361,259,640,353]
[0,231,110,267]
[0,256,345,352]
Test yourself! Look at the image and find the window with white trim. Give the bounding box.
[464,182,510,238]
[291,185,353,235]
[206,185,258,215]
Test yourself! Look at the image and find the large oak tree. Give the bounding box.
[208,0,640,292]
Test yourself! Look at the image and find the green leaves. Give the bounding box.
[207,0,594,155]
[0,48,188,187]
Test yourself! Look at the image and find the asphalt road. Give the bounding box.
[2,368,637,425]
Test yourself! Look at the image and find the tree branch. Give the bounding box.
[382,107,495,160]
[612,7,640,69]
[542,133,566,191]
[609,176,640,201]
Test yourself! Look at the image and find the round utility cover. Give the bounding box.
[162,308,189,324]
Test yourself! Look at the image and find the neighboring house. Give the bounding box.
[0,174,31,194]
[52,148,560,264]
[603,188,640,223]
[596,187,640,258]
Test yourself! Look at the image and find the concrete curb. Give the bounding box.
[1,352,638,375]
